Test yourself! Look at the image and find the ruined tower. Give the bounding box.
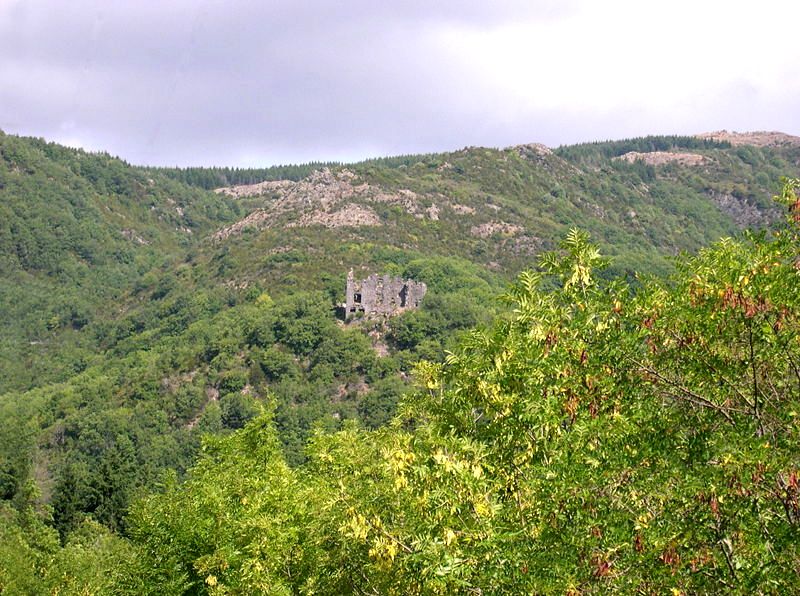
[344,270,426,319]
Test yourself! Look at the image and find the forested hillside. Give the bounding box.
[1,130,799,593]
[0,131,241,391]
[2,178,799,594]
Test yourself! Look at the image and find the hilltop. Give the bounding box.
[176,132,797,294]
[696,129,800,148]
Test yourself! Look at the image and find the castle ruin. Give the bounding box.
[344,271,427,319]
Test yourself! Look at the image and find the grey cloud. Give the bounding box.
[0,1,796,166]
[3,0,520,164]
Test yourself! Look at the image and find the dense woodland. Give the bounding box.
[1,129,799,593]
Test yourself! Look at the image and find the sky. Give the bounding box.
[1,0,799,167]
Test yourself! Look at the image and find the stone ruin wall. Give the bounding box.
[345,271,426,319]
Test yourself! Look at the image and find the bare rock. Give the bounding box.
[290,203,381,228]
[615,151,709,167]
[471,221,523,238]
[708,191,777,228]
[121,229,149,245]
[506,234,544,256]
[696,130,800,148]
[213,168,441,240]
[450,203,476,215]
[512,143,553,158]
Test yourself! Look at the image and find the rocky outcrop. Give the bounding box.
[696,130,800,148]
[708,192,777,229]
[290,203,381,228]
[615,151,708,167]
[212,168,441,240]
[470,221,523,238]
[513,143,553,158]
[121,229,150,245]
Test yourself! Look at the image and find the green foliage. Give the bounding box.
[0,503,144,594]
[102,181,800,593]
[126,418,313,595]
[2,127,800,592]
[357,376,406,429]
[150,161,341,189]
[0,133,240,393]
[556,134,732,163]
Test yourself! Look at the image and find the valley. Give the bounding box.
[1,129,799,593]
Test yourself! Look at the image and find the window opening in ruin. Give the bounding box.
[353,293,362,303]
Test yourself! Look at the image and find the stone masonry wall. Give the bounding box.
[345,271,426,318]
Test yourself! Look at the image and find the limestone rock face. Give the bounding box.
[344,271,426,319]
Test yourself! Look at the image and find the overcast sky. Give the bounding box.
[1,0,799,167]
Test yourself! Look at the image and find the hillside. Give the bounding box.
[0,130,799,567]
[0,131,241,391]
[2,179,800,593]
[177,133,798,298]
